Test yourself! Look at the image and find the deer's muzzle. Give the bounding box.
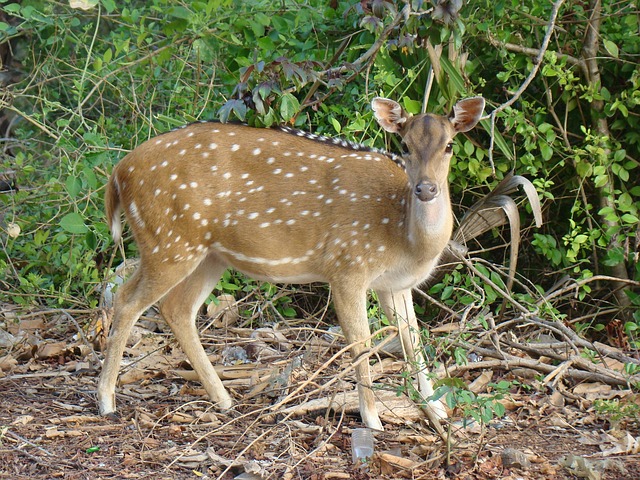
[414,180,439,203]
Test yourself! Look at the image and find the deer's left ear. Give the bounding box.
[449,97,485,133]
[372,97,411,134]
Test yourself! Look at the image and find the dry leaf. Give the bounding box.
[468,370,492,393]
[12,415,34,425]
[0,354,17,371]
[206,294,239,328]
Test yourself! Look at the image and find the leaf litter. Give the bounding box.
[1,299,639,479]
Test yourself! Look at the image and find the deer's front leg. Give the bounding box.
[377,289,447,423]
[332,284,384,431]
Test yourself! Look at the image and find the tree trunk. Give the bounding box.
[581,0,631,312]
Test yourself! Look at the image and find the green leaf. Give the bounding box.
[66,176,82,198]
[621,214,639,224]
[279,93,300,121]
[330,117,341,134]
[402,98,422,114]
[603,39,619,58]
[101,0,116,13]
[60,213,88,234]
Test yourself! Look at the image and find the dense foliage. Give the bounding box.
[0,0,637,341]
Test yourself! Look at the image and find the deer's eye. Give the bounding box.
[445,142,453,154]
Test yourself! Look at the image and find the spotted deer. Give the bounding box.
[98,96,485,430]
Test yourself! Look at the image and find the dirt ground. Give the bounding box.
[1,306,639,479]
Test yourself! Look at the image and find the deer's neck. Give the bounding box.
[406,184,453,253]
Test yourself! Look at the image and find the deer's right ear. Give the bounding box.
[372,97,410,134]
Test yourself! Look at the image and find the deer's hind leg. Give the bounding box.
[157,254,233,409]
[98,256,206,416]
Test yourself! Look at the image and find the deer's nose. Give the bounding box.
[415,180,439,202]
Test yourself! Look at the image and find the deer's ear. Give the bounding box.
[449,97,485,133]
[372,97,411,134]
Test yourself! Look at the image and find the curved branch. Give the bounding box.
[482,0,566,120]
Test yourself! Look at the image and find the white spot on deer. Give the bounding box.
[187,132,194,137]
[154,189,161,196]
[210,165,218,172]
[179,184,187,190]
[309,154,317,159]
[256,186,264,192]
[273,219,283,225]
[283,151,291,157]
[300,210,309,216]
[202,151,210,158]
[204,198,212,206]
[169,174,178,181]
[228,131,236,136]
[175,235,182,243]
[259,222,271,228]
[257,137,265,142]
[179,149,186,156]
[190,182,198,188]
[266,207,276,214]
[377,246,386,252]
[363,224,370,230]
[204,232,212,240]
[272,141,280,146]
[245,180,254,186]
[172,194,177,200]
[273,168,282,175]
[128,166,135,172]
[200,219,208,227]
[317,194,325,200]
[313,212,321,217]
[325,198,333,204]
[339,189,347,195]
[154,140,162,146]
[231,144,240,152]
[241,173,250,179]
[381,218,390,224]
[266,157,276,164]
[308,179,318,185]
[139,179,145,186]
[300,166,309,172]
[327,158,335,163]
[165,143,172,148]
[194,144,201,149]
[252,148,261,155]
[239,197,247,203]
[172,214,178,220]
[223,172,231,180]
[193,212,201,220]
[331,178,340,184]
[285,173,294,178]
[286,219,296,225]
[212,129,220,133]
[184,203,190,210]
[247,212,259,220]
[209,143,218,150]
[172,140,179,146]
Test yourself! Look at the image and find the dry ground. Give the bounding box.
[1,304,639,479]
